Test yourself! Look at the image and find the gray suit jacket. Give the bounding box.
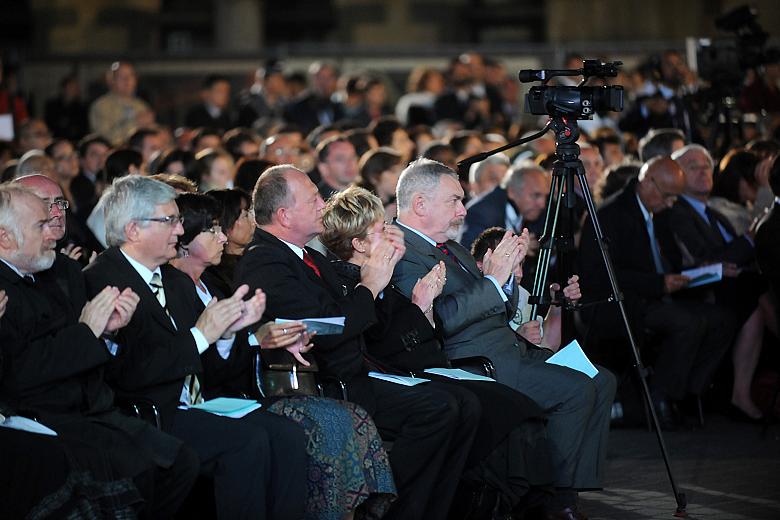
[391,223,541,382]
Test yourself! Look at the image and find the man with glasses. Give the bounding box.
[580,157,735,430]
[83,175,308,519]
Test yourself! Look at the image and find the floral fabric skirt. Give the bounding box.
[268,396,396,520]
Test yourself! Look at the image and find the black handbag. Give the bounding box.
[260,348,319,397]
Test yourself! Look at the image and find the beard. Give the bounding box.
[9,248,56,274]
[446,217,465,241]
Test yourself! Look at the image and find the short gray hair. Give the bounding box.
[0,184,39,244]
[502,160,546,194]
[396,158,458,211]
[16,151,53,178]
[671,144,713,168]
[252,164,296,225]
[102,175,177,247]
[468,153,510,185]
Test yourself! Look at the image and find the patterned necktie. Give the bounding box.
[151,273,203,404]
[302,250,321,278]
[436,242,452,257]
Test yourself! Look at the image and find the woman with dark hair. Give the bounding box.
[357,147,403,218]
[204,188,255,295]
[154,148,198,178]
[170,192,396,520]
[369,116,415,165]
[321,186,554,517]
[234,158,276,193]
[710,148,761,235]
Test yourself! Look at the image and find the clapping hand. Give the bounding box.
[412,261,446,314]
[482,230,523,285]
[105,287,140,332]
[225,288,267,336]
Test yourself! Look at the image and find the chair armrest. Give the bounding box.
[119,397,162,429]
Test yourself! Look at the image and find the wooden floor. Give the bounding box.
[579,415,780,519]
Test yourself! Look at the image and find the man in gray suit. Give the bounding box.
[391,158,616,520]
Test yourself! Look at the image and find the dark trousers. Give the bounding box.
[170,408,308,520]
[643,299,736,400]
[368,378,480,520]
[133,444,199,519]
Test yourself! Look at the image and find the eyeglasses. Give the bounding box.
[204,225,223,236]
[48,199,69,211]
[650,177,678,204]
[137,214,184,226]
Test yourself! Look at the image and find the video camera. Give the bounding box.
[695,5,779,88]
[519,59,624,119]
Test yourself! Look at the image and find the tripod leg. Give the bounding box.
[577,170,688,516]
[529,170,566,320]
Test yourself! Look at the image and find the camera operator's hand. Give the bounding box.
[663,274,690,294]
[519,319,543,346]
[482,230,522,285]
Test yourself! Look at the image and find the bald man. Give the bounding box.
[579,157,735,430]
[14,173,101,260]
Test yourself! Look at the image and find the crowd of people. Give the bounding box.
[1,49,779,519]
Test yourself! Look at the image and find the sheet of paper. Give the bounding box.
[423,367,495,382]
[187,397,262,419]
[681,263,723,288]
[0,114,13,141]
[276,317,345,336]
[545,340,599,379]
[0,415,58,436]
[368,371,430,386]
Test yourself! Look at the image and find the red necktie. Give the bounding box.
[302,250,321,278]
[436,242,452,257]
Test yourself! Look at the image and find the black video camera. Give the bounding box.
[519,59,624,119]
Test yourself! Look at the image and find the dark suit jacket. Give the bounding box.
[282,91,345,135]
[184,103,235,132]
[460,186,509,249]
[234,228,379,413]
[0,253,181,471]
[83,247,206,428]
[656,196,754,268]
[0,254,113,420]
[579,180,674,338]
[756,203,780,301]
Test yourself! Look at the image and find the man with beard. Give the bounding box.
[0,184,199,517]
[392,158,616,520]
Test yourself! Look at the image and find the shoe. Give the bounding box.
[545,506,588,520]
[727,403,764,424]
[652,397,679,431]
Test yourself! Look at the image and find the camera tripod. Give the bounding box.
[458,116,688,517]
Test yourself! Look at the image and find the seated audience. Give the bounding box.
[315,135,359,200]
[185,75,235,132]
[321,186,555,517]
[579,157,736,429]
[0,183,198,517]
[357,146,403,217]
[172,192,396,518]
[83,175,309,519]
[194,148,236,191]
[235,164,480,520]
[391,158,616,519]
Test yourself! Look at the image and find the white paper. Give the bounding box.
[545,340,599,379]
[276,317,345,335]
[180,398,262,419]
[423,367,495,382]
[0,415,58,436]
[0,114,13,141]
[681,263,723,288]
[368,371,430,386]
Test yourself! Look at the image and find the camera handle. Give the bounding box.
[457,116,689,517]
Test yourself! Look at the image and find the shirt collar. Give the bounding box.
[396,219,438,246]
[280,239,305,259]
[635,193,652,221]
[0,258,29,278]
[120,248,162,287]
[680,194,707,214]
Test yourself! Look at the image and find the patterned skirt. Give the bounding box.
[267,396,396,520]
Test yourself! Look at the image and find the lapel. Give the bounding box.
[251,228,329,291]
[397,220,479,280]
[676,197,721,243]
[104,247,177,334]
